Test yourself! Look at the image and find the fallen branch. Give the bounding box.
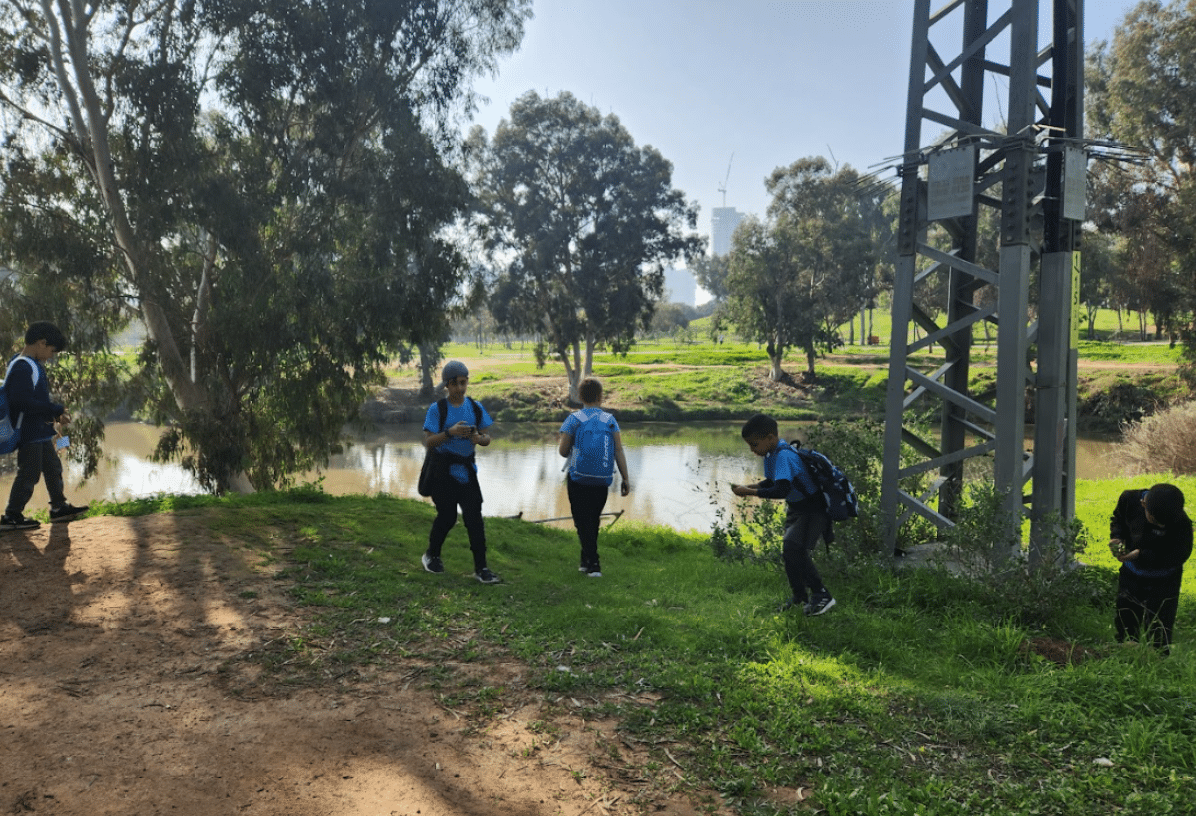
[515,510,625,527]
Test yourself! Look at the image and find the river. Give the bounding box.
[45,421,1119,533]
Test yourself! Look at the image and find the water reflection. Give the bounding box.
[50,420,1120,533]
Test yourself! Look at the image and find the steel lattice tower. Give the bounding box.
[880,0,1084,564]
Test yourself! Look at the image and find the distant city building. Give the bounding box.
[711,206,744,256]
[663,267,697,307]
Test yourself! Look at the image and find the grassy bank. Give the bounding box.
[102,473,1196,815]
[390,332,1186,432]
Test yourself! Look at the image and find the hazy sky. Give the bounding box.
[470,1,1138,232]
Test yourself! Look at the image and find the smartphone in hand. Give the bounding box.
[55,435,69,450]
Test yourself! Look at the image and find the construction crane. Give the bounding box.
[717,153,734,207]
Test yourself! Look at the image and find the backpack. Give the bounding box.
[0,356,34,456]
[792,445,859,522]
[566,408,617,486]
[417,397,484,497]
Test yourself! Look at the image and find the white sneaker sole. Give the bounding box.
[807,597,836,616]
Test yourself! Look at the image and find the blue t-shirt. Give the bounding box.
[422,397,493,484]
[559,407,620,484]
[763,440,818,504]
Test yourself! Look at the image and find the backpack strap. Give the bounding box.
[3,355,37,388]
[439,397,483,431]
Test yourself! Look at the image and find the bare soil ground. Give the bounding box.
[0,515,734,816]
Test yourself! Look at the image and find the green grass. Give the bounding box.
[119,478,1196,816]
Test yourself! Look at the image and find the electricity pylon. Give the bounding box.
[880,0,1085,566]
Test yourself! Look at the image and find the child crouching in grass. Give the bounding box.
[1110,483,1192,653]
[730,413,835,615]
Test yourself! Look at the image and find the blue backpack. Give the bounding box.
[567,408,617,486]
[0,356,32,455]
[793,445,859,522]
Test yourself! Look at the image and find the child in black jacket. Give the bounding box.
[1110,483,1193,653]
[1,322,88,530]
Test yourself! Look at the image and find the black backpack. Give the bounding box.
[791,444,859,522]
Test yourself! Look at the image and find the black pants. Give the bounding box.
[6,439,65,517]
[1116,567,1182,652]
[567,478,609,570]
[782,505,830,603]
[427,474,488,572]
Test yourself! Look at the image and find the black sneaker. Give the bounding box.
[779,596,806,612]
[474,568,501,584]
[49,503,88,522]
[806,594,837,616]
[0,513,40,531]
[421,553,444,574]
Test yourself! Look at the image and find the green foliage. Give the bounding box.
[471,90,704,399]
[936,483,1101,629]
[0,0,531,493]
[724,157,885,380]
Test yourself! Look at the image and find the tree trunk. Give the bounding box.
[584,331,595,381]
[417,342,439,398]
[564,338,583,405]
[768,350,785,381]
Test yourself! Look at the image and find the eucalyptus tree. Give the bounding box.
[469,91,704,403]
[725,157,878,381]
[0,0,529,491]
[1088,2,1196,368]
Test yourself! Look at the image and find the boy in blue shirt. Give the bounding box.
[1,322,88,530]
[420,361,500,584]
[558,377,631,577]
[731,413,835,615]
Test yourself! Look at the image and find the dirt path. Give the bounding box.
[0,515,724,816]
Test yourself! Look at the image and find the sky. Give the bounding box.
[469,1,1139,239]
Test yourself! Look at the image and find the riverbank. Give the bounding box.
[365,340,1186,433]
[6,486,1192,815]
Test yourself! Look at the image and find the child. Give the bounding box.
[1,322,88,530]
[1109,483,1192,653]
[420,361,500,584]
[731,413,835,615]
[558,378,630,577]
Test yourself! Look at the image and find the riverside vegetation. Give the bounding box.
[67,326,1193,814]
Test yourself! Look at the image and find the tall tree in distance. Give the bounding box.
[0,0,530,491]
[469,91,704,404]
[1087,1,1196,377]
[725,157,878,381]
[689,253,732,305]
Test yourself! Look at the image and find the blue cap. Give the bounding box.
[441,360,469,383]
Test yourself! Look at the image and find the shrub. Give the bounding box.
[935,482,1100,629]
[1117,399,1196,476]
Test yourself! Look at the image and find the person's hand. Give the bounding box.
[57,411,71,427]
[1118,548,1141,563]
[731,483,753,497]
[1109,538,1126,558]
[450,421,473,438]
[620,480,630,497]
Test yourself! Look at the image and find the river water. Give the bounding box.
[48,421,1119,533]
